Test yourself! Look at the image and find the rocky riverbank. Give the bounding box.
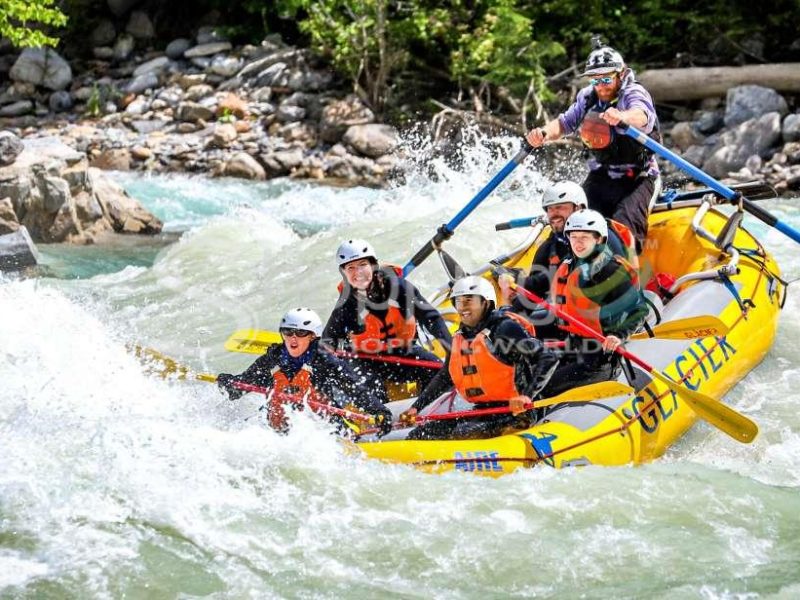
[0,6,797,226]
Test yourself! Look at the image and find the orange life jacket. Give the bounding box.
[551,255,639,336]
[337,265,417,354]
[608,219,639,267]
[448,328,521,403]
[267,364,326,431]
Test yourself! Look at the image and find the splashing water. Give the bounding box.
[2,132,800,597]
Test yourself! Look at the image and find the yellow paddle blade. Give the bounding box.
[128,344,193,379]
[535,381,634,408]
[630,315,729,340]
[650,369,758,443]
[224,329,283,354]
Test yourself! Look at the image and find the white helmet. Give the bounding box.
[336,238,377,267]
[279,307,323,337]
[450,275,496,306]
[542,181,588,209]
[564,209,608,239]
[584,44,625,76]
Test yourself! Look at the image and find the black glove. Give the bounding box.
[217,373,244,400]
[374,409,393,437]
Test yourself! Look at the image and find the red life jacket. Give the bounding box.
[267,364,326,431]
[448,328,521,403]
[551,255,639,336]
[504,310,538,338]
[337,265,417,354]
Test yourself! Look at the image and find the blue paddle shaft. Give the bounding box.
[620,123,800,244]
[403,141,533,276]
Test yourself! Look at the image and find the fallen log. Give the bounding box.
[637,63,800,102]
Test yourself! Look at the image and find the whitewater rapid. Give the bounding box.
[2,135,800,597]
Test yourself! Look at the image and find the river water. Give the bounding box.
[2,136,799,598]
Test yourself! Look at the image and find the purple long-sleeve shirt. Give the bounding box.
[558,69,660,178]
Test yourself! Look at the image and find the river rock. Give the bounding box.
[0,196,19,233]
[176,102,214,123]
[277,104,305,123]
[48,91,73,113]
[0,100,33,117]
[90,148,132,171]
[133,56,170,77]
[0,226,39,270]
[669,122,704,152]
[166,38,192,60]
[724,85,788,128]
[184,42,232,58]
[91,20,117,47]
[696,110,724,135]
[211,123,237,147]
[108,0,141,17]
[125,11,154,40]
[114,34,136,62]
[0,132,23,166]
[223,152,265,179]
[10,48,72,91]
[783,114,800,143]
[320,96,375,143]
[703,112,783,178]
[209,55,242,77]
[343,124,399,158]
[89,168,161,233]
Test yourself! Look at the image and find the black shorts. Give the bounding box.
[583,171,656,252]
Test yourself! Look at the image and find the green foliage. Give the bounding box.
[0,0,68,48]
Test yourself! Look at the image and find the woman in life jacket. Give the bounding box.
[399,276,558,441]
[323,238,452,403]
[502,181,636,341]
[217,308,392,435]
[540,210,648,399]
[524,37,661,251]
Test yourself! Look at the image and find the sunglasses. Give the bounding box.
[280,328,313,338]
[589,76,616,86]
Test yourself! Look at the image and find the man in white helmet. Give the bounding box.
[323,238,452,403]
[525,37,660,251]
[217,307,392,435]
[399,276,558,440]
[500,181,635,338]
[539,209,647,397]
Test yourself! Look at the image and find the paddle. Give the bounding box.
[224,329,444,368]
[411,381,635,424]
[402,138,535,277]
[508,282,758,443]
[130,344,376,428]
[619,122,800,245]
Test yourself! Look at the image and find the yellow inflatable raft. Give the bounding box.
[356,196,784,476]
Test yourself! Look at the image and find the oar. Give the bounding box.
[224,329,444,368]
[402,139,535,276]
[628,315,729,341]
[130,345,375,426]
[411,381,635,424]
[657,181,777,205]
[128,344,216,382]
[619,122,800,245]
[509,282,758,443]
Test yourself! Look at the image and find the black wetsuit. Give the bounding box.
[323,265,452,403]
[407,309,558,440]
[541,243,647,398]
[217,340,391,433]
